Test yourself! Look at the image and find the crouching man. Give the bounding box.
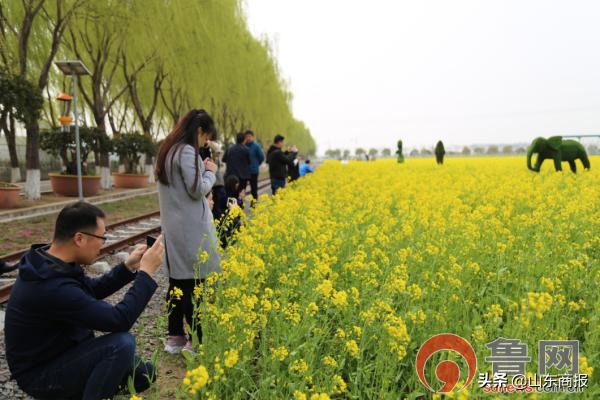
[4,202,164,400]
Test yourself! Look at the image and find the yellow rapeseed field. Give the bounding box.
[183,156,600,399]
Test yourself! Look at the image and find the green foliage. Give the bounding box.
[487,145,499,155]
[434,140,445,155]
[527,136,590,173]
[112,132,156,174]
[3,0,316,164]
[382,148,391,157]
[39,127,110,175]
[0,72,44,125]
[435,141,445,164]
[395,140,404,163]
[324,149,342,159]
[462,146,471,155]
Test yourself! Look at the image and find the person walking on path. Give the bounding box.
[155,109,220,354]
[222,132,251,191]
[266,134,297,195]
[244,130,265,202]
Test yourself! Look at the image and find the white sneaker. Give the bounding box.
[164,335,186,354]
[181,340,197,356]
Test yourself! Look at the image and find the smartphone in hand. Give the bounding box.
[227,197,238,208]
[146,235,157,247]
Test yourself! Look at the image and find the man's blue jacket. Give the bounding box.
[4,244,157,381]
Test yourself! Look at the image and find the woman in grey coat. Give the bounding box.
[155,109,220,353]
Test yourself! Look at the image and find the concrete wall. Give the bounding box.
[0,136,62,181]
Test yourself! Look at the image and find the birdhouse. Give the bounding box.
[56,92,73,131]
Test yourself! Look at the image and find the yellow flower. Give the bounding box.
[289,359,309,374]
[471,325,486,344]
[183,365,209,395]
[580,356,593,376]
[261,298,273,312]
[193,284,202,299]
[170,286,183,301]
[293,391,307,400]
[310,394,330,400]
[316,279,333,297]
[346,339,359,358]
[332,374,347,393]
[305,302,319,316]
[527,292,553,319]
[331,290,348,307]
[270,346,289,361]
[224,349,239,368]
[130,396,142,400]
[407,283,422,299]
[335,328,346,339]
[483,304,503,323]
[323,356,338,367]
[198,250,209,264]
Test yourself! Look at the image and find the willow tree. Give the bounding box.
[65,1,130,188]
[3,0,316,195]
[1,0,87,198]
[0,72,44,182]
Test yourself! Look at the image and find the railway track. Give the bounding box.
[0,178,272,303]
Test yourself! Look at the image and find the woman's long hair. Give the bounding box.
[155,109,217,187]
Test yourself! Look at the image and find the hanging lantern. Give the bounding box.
[57,92,73,132]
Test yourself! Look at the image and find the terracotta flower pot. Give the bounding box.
[112,173,149,189]
[0,182,21,208]
[49,173,101,197]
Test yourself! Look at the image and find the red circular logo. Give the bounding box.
[415,333,477,393]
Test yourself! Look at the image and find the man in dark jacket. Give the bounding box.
[244,130,265,202]
[4,202,164,400]
[266,134,297,195]
[222,132,251,192]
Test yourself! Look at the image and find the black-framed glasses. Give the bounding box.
[79,232,108,244]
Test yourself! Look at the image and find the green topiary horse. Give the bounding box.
[527,136,590,173]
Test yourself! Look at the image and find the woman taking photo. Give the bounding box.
[155,109,220,353]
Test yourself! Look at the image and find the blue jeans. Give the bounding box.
[271,178,286,195]
[17,332,155,400]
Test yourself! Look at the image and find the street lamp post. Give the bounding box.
[54,60,91,202]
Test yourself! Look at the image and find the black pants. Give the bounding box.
[167,278,203,343]
[18,333,154,400]
[249,173,259,201]
[212,185,227,220]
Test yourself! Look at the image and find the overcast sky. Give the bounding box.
[245,0,600,153]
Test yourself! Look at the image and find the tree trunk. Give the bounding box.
[7,116,21,182]
[100,152,111,190]
[143,127,155,183]
[92,117,112,190]
[1,114,22,182]
[25,120,41,199]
